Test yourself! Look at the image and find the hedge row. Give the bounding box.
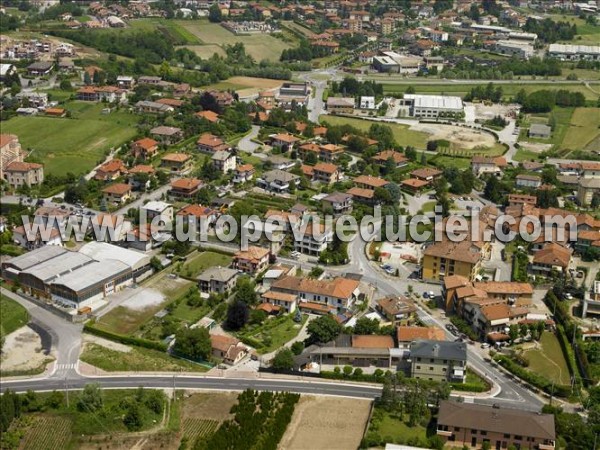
[493,354,571,398]
[450,382,489,393]
[84,321,167,352]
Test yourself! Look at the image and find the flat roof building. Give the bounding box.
[400,94,463,118]
[548,43,600,61]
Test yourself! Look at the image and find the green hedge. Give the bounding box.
[494,354,571,398]
[84,321,167,352]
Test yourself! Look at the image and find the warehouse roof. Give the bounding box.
[404,94,463,110]
[3,246,67,271]
[21,252,93,282]
[78,242,150,271]
[51,260,130,292]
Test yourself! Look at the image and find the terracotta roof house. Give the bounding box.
[150,126,183,145]
[176,204,217,225]
[271,133,301,150]
[94,159,127,181]
[347,187,376,205]
[195,110,220,123]
[156,98,184,108]
[131,138,159,160]
[260,290,297,314]
[271,275,360,311]
[531,242,572,274]
[210,334,248,365]
[312,162,341,184]
[160,153,192,174]
[233,164,255,184]
[354,175,389,190]
[102,183,132,204]
[373,150,409,168]
[169,178,203,199]
[397,326,445,348]
[233,246,271,274]
[352,335,394,349]
[410,167,442,182]
[376,296,416,323]
[401,178,429,192]
[197,133,230,153]
[4,162,44,189]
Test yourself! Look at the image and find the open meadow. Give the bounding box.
[175,20,293,62]
[2,102,139,176]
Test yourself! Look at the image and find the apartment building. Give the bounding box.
[410,340,467,383]
[232,246,270,274]
[422,240,485,281]
[293,222,333,256]
[3,162,44,188]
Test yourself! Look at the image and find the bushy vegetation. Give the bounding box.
[196,389,299,450]
[516,89,586,113]
[523,18,577,43]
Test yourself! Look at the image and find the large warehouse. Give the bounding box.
[399,94,464,118]
[1,242,152,309]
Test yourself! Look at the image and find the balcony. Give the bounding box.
[436,429,452,437]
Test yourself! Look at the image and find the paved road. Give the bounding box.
[114,185,171,216]
[237,125,262,154]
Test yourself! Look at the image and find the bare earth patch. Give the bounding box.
[279,396,372,450]
[1,326,53,372]
[121,288,165,311]
[519,142,553,153]
[182,392,238,421]
[413,123,496,149]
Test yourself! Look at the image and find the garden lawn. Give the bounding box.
[180,251,232,278]
[238,314,308,354]
[80,342,208,372]
[0,294,29,336]
[523,332,571,385]
[319,115,429,149]
[429,155,471,170]
[2,102,139,176]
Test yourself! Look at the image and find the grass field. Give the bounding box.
[80,342,208,372]
[176,20,293,62]
[428,154,471,170]
[560,107,600,151]
[364,407,429,447]
[2,102,139,176]
[0,294,29,337]
[319,115,429,149]
[128,18,200,44]
[523,332,571,385]
[178,251,232,279]
[238,314,308,354]
[547,14,600,43]
[379,82,599,101]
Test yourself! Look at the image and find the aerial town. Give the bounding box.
[0,0,599,449]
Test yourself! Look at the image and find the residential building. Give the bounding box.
[321,192,353,215]
[508,194,537,207]
[401,178,429,193]
[131,138,159,160]
[354,175,389,190]
[410,167,443,183]
[581,162,600,179]
[515,174,542,189]
[464,301,529,338]
[94,159,127,181]
[210,334,248,365]
[347,187,376,205]
[359,96,376,109]
[0,134,23,179]
[399,94,463,118]
[160,153,192,174]
[27,61,53,75]
[410,340,467,383]
[233,164,255,184]
[195,110,220,123]
[197,133,230,153]
[77,86,127,103]
[116,75,135,89]
[270,133,300,150]
[260,290,297,314]
[373,150,408,169]
[529,123,552,139]
[3,162,44,188]
[471,156,508,177]
[141,201,173,224]
[176,204,217,228]
[422,240,485,281]
[578,178,600,206]
[436,401,556,450]
[209,90,234,109]
[102,183,132,204]
[397,326,445,349]
[270,275,360,312]
[150,126,183,145]
[136,101,174,114]
[169,178,202,199]
[530,242,572,275]
[211,151,236,173]
[293,222,333,256]
[319,144,345,162]
[197,267,238,294]
[376,297,417,324]
[257,170,300,194]
[326,97,355,114]
[233,246,270,274]
[312,162,341,184]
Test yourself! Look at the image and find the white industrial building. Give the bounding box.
[495,40,534,59]
[399,94,464,118]
[548,44,600,61]
[1,242,152,309]
[372,52,423,74]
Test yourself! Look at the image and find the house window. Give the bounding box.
[416,365,421,369]
[429,367,434,371]
[503,434,510,439]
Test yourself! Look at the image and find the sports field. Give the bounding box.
[176,20,293,62]
[2,102,139,176]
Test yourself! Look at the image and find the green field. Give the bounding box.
[237,314,308,354]
[364,407,429,447]
[0,294,29,337]
[2,102,139,176]
[175,20,293,62]
[319,115,429,149]
[80,342,208,372]
[561,107,600,151]
[428,154,471,170]
[547,14,600,44]
[128,18,200,44]
[379,82,600,101]
[178,251,232,278]
[523,332,571,385]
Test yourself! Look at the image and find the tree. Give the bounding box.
[173,327,212,361]
[234,278,257,305]
[150,256,162,272]
[77,383,103,412]
[272,348,294,371]
[291,341,304,355]
[59,79,72,91]
[226,300,249,330]
[508,324,519,342]
[354,317,380,335]
[208,3,222,22]
[123,403,143,431]
[83,71,91,85]
[307,314,341,344]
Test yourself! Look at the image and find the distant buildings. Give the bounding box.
[548,43,600,61]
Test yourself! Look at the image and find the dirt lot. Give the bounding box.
[414,123,496,149]
[182,392,238,421]
[1,326,53,372]
[279,396,372,450]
